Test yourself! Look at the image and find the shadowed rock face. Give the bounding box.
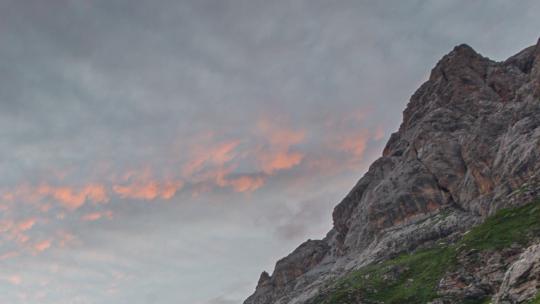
[244,39,540,304]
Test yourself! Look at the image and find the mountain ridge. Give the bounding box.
[244,38,540,304]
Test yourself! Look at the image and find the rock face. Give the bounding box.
[244,39,540,304]
[495,244,540,303]
[437,246,524,302]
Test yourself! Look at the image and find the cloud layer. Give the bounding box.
[1,1,539,303]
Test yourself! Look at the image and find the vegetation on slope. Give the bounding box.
[310,199,540,304]
[529,294,540,304]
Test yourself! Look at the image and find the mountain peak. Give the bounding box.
[452,43,477,55]
[428,42,489,83]
[244,39,540,304]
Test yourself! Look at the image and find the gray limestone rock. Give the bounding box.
[495,244,540,304]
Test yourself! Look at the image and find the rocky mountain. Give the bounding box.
[244,38,540,304]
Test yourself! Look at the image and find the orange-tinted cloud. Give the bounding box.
[256,119,306,174]
[3,184,109,210]
[257,119,305,147]
[181,137,238,194]
[260,151,304,174]
[183,140,240,177]
[81,211,113,222]
[337,130,370,159]
[0,218,38,247]
[160,181,184,199]
[113,180,183,200]
[1,184,45,204]
[82,212,102,221]
[191,165,265,193]
[37,184,109,209]
[34,239,52,252]
[17,218,36,231]
[226,175,265,193]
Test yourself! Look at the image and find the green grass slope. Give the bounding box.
[310,199,540,304]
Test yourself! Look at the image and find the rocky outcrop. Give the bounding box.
[437,246,523,302]
[495,244,540,303]
[245,38,540,304]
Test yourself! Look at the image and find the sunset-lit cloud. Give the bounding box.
[216,172,264,192]
[38,184,109,209]
[0,218,38,249]
[224,175,265,193]
[177,135,272,193]
[1,1,537,303]
[337,130,370,158]
[34,240,52,252]
[257,119,305,147]
[0,115,380,211]
[259,151,304,174]
[113,180,184,201]
[2,184,109,210]
[255,119,306,174]
[17,218,37,231]
[81,211,113,222]
[183,140,241,177]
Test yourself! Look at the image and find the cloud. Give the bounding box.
[0,1,539,303]
[259,151,304,174]
[224,175,265,193]
[274,195,336,241]
[192,165,265,193]
[336,130,370,158]
[17,218,37,231]
[7,275,22,286]
[81,211,113,222]
[56,231,76,248]
[113,180,184,201]
[373,126,386,141]
[0,251,19,261]
[34,239,52,252]
[183,140,241,177]
[39,184,109,209]
[255,118,306,174]
[2,183,109,210]
[257,119,305,147]
[0,218,37,247]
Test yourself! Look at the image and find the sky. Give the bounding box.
[0,1,539,303]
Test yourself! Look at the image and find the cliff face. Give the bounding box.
[244,39,540,304]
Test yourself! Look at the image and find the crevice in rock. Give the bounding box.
[412,145,466,213]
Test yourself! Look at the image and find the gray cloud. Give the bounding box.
[0,1,539,303]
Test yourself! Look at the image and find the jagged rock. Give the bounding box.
[437,247,523,302]
[244,38,540,304]
[495,244,540,303]
[244,240,331,304]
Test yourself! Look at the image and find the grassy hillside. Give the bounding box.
[310,199,540,304]
[529,295,540,304]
